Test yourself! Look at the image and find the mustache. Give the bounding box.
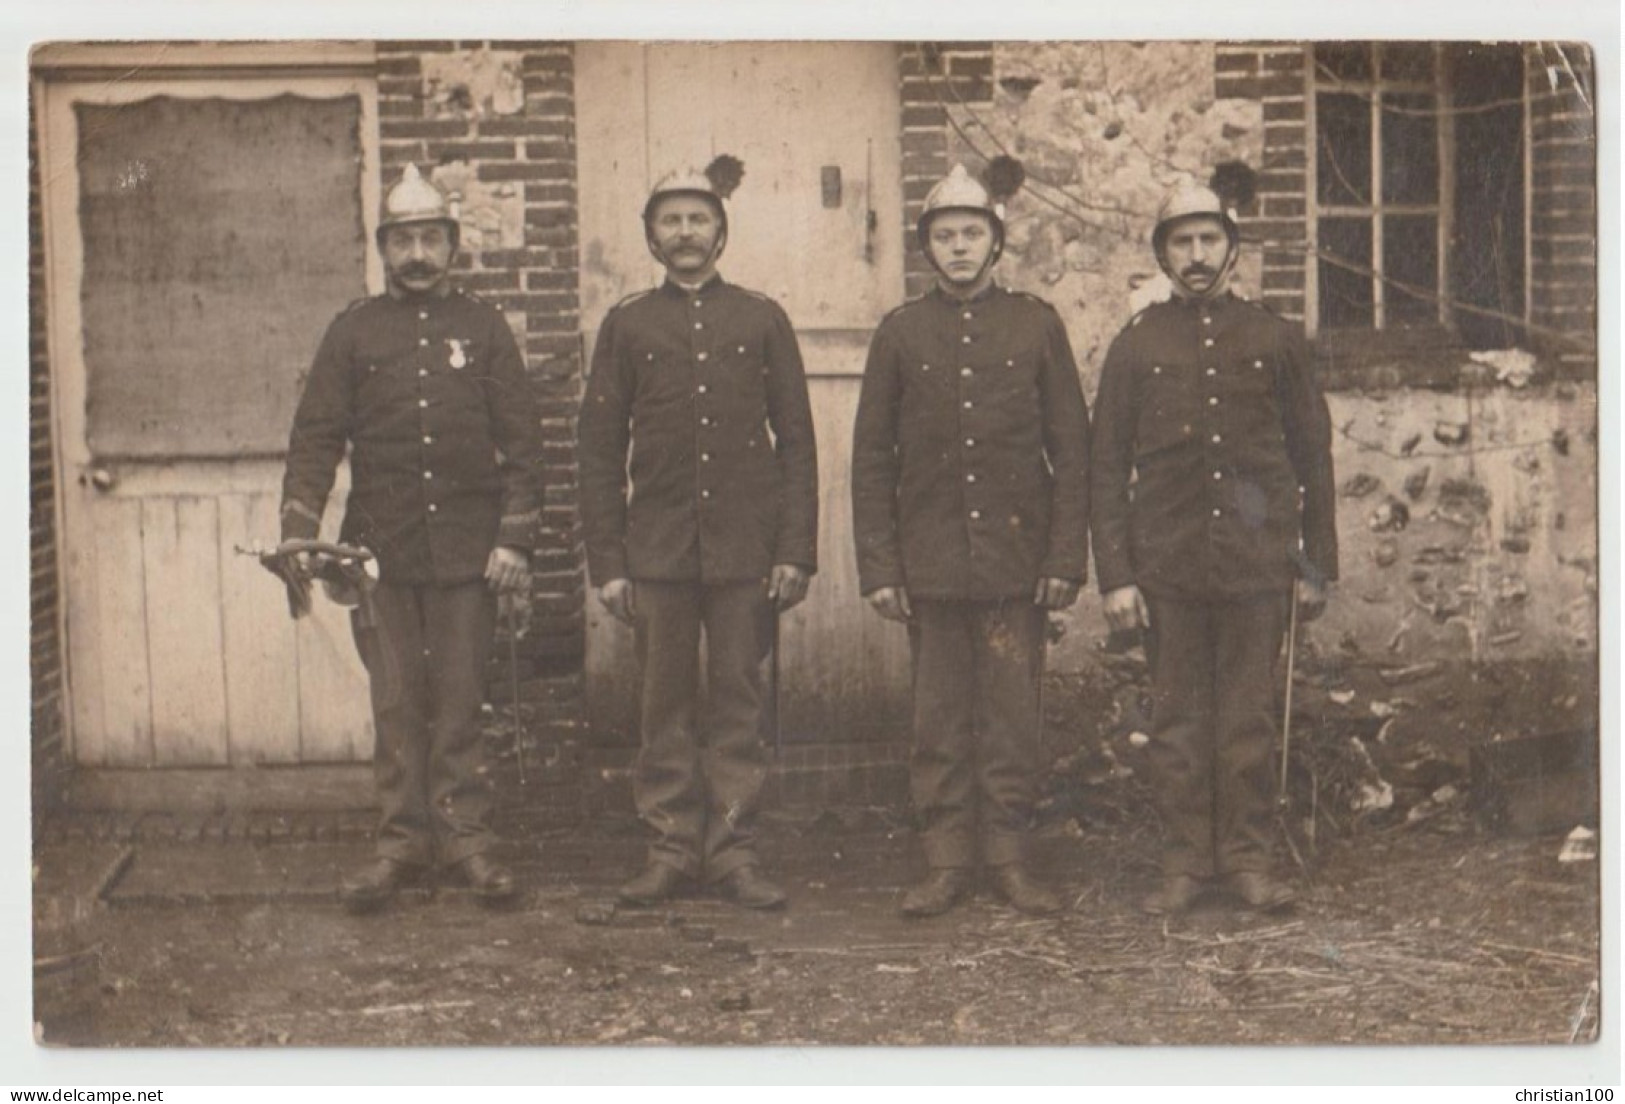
[397,262,442,278]
[1181,262,1218,278]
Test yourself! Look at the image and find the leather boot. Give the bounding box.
[453,854,518,904]
[899,868,973,918]
[1141,874,1208,916]
[719,866,788,910]
[988,865,1063,915]
[617,861,688,907]
[340,857,422,914]
[1227,870,1297,912]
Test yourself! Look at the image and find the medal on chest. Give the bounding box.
[446,339,468,370]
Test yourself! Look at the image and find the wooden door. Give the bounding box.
[39,53,382,767]
[576,42,912,745]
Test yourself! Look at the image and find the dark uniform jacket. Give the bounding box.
[281,288,544,585]
[851,284,1092,600]
[1089,292,1337,601]
[578,277,818,585]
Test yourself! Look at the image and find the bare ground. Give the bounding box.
[33,657,1601,1049]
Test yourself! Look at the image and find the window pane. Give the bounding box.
[1382,93,1439,204]
[1315,43,1373,82]
[1383,214,1439,325]
[1381,42,1436,84]
[1316,93,1372,206]
[1319,217,1374,328]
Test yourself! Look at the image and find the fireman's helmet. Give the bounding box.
[1151,183,1239,279]
[376,164,459,249]
[915,164,1005,260]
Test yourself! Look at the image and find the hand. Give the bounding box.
[1296,576,1329,623]
[767,564,811,612]
[1034,577,1081,611]
[1103,585,1148,634]
[599,578,637,625]
[866,585,913,624]
[485,546,531,594]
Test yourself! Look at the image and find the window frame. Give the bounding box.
[1306,42,1452,338]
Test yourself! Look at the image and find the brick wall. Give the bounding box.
[29,90,67,814]
[898,42,995,299]
[1526,43,1598,374]
[1215,43,1309,322]
[376,41,587,781]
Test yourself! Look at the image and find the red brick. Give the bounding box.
[1255,170,1306,194]
[901,132,947,158]
[521,51,573,75]
[1243,218,1307,243]
[1263,123,1305,148]
[430,140,517,162]
[902,149,947,177]
[1529,141,1595,167]
[377,55,423,77]
[948,54,992,78]
[383,119,472,140]
[525,270,577,291]
[1262,100,1305,122]
[902,103,947,128]
[1262,50,1305,72]
[480,117,573,138]
[1215,51,1260,75]
[520,139,574,161]
[1532,211,1596,236]
[378,40,456,54]
[1263,268,1306,290]
[378,76,422,99]
[522,84,574,105]
[379,98,423,120]
[1264,249,1306,269]
[1215,76,1259,101]
[1531,262,1597,285]
[461,270,520,292]
[1261,147,1306,169]
[478,162,561,183]
[524,184,578,205]
[1262,195,1306,218]
[381,142,427,167]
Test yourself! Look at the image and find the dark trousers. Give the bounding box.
[633,580,772,881]
[1143,592,1288,879]
[351,580,498,867]
[908,599,1046,869]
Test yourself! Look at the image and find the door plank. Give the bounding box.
[142,496,230,765]
[218,493,302,764]
[91,496,155,765]
[779,376,911,743]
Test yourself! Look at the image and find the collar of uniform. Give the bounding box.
[928,281,1001,308]
[661,274,726,298]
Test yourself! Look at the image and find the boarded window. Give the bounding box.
[77,94,367,458]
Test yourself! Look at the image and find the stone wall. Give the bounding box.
[937,41,1266,396]
[940,42,1599,678]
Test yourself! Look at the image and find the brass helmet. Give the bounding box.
[641,154,744,250]
[915,164,1005,261]
[1151,183,1240,298]
[376,164,459,249]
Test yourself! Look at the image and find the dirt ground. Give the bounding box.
[32,657,1602,1050]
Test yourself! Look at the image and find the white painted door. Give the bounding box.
[40,58,382,767]
[576,42,912,743]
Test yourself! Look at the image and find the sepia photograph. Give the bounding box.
[19,13,1613,1083]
